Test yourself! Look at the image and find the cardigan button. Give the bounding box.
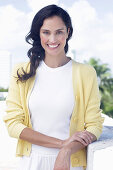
[73,117,77,122]
[73,158,79,164]
[73,118,76,121]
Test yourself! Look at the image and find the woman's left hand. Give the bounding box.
[53,147,71,170]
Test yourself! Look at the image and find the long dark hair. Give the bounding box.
[17,4,73,82]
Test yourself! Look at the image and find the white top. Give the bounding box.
[28,59,75,154]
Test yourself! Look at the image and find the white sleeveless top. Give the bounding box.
[28,59,75,154]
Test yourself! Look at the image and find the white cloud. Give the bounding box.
[66,0,113,73]
[27,0,59,13]
[0,5,31,87]
[0,5,30,50]
[26,0,60,24]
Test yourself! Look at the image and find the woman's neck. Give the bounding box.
[43,55,71,68]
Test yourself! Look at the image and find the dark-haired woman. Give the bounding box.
[3,4,104,170]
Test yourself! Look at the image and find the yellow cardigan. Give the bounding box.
[3,59,104,169]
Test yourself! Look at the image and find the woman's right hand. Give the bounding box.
[63,130,93,147]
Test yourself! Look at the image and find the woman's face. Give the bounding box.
[40,16,69,57]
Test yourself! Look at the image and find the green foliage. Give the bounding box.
[0,87,8,92]
[85,58,113,118]
[0,87,8,100]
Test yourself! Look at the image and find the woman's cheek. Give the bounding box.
[40,35,48,44]
[60,36,67,44]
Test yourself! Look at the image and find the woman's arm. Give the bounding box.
[54,141,85,170]
[19,126,96,149]
[20,127,96,150]
[83,66,104,139]
[20,127,63,148]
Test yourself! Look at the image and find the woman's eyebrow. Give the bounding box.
[41,28,65,31]
[56,28,65,31]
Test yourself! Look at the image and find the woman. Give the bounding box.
[3,4,104,170]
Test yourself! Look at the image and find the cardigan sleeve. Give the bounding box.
[83,65,104,140]
[3,63,27,139]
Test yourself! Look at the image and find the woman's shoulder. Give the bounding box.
[72,59,96,76]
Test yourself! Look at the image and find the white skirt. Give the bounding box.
[17,151,83,170]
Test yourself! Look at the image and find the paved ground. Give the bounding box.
[0,101,113,170]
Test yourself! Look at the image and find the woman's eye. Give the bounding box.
[43,32,49,35]
[57,31,63,34]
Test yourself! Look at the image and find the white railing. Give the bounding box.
[86,126,113,170]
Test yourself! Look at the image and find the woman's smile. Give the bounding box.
[47,43,60,49]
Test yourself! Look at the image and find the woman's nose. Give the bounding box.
[49,34,57,43]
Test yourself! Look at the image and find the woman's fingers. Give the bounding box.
[73,136,88,146]
[84,130,93,143]
[80,131,92,144]
[71,130,93,146]
[64,130,94,147]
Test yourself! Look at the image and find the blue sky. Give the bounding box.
[1,0,113,15]
[0,0,31,12]
[0,0,113,87]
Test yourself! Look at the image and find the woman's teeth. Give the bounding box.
[48,44,59,48]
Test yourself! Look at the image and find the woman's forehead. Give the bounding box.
[42,16,65,26]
